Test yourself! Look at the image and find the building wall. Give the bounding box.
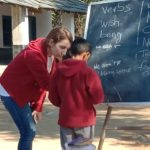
[0,5,53,48]
[0,5,75,48]
[0,5,11,47]
[62,13,75,39]
[36,10,52,37]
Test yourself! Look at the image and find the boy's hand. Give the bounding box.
[32,110,42,124]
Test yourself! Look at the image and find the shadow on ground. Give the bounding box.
[0,100,150,147]
[95,105,150,147]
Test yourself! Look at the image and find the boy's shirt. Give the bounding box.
[49,59,104,128]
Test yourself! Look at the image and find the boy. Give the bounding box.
[48,38,104,150]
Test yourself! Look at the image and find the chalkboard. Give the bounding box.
[84,0,150,103]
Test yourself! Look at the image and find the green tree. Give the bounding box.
[52,10,62,28]
[75,0,103,37]
[52,0,103,37]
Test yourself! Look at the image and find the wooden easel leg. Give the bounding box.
[97,106,112,150]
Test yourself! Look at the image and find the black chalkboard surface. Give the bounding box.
[84,0,150,103]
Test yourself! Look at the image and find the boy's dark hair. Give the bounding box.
[63,37,92,59]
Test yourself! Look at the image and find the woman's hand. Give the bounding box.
[32,110,42,124]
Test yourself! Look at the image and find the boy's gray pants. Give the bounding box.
[60,126,96,150]
[65,144,96,150]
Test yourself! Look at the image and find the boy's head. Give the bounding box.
[65,37,92,61]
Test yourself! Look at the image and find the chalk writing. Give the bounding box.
[94,59,122,70]
[135,49,150,58]
[114,45,121,48]
[137,3,150,46]
[101,63,112,68]
[142,26,150,34]
[148,3,150,9]
[116,68,131,75]
[137,60,150,76]
[146,11,150,23]
[143,37,150,47]
[94,63,100,70]
[96,44,112,49]
[102,3,131,14]
[99,68,132,77]
[99,15,120,28]
[99,30,122,43]
[96,44,120,50]
[138,60,150,69]
[100,70,115,76]
[113,86,122,101]
[112,60,122,66]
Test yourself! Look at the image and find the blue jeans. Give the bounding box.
[0,96,36,150]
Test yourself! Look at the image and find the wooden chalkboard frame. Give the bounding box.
[84,0,150,106]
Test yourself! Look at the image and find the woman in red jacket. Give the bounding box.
[0,27,72,150]
[48,38,104,150]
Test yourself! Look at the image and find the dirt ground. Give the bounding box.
[0,101,150,150]
[0,65,150,150]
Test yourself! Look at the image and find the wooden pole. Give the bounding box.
[97,106,112,150]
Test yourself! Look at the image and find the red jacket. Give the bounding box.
[48,59,104,128]
[0,38,57,112]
